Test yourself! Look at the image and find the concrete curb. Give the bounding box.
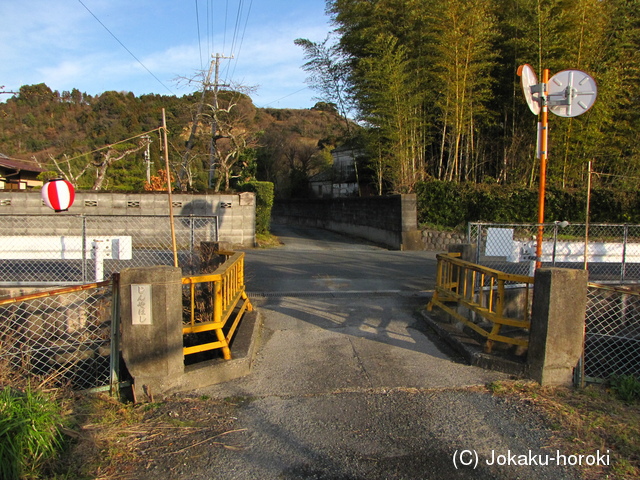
[419,309,528,377]
[170,309,263,394]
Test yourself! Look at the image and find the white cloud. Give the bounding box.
[1,0,332,107]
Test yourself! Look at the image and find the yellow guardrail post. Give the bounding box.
[181,251,253,360]
[427,252,533,353]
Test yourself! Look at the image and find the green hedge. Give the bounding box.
[416,180,640,229]
[238,181,274,235]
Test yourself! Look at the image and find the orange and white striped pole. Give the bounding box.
[535,69,550,269]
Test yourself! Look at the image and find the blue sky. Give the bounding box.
[1,0,333,108]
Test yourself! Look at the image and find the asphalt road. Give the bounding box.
[243,224,439,295]
[178,225,583,480]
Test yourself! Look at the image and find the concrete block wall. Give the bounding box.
[0,191,256,248]
[272,194,422,250]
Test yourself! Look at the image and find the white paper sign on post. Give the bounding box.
[131,284,153,325]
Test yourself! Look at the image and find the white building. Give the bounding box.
[309,146,360,198]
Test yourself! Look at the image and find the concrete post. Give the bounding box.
[399,194,423,251]
[119,266,184,401]
[447,243,476,262]
[528,268,588,386]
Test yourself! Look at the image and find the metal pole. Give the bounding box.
[81,215,87,283]
[475,223,482,264]
[109,273,121,398]
[162,109,179,267]
[190,215,196,275]
[584,160,592,271]
[552,222,558,267]
[535,69,550,270]
[622,224,628,283]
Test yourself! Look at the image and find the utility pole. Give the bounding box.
[178,57,216,191]
[142,134,151,183]
[208,53,233,189]
[162,109,178,267]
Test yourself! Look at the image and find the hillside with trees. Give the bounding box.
[4,0,640,207]
[0,83,348,198]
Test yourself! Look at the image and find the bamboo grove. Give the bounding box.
[307,0,640,194]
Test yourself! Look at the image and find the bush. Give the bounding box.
[416,180,640,229]
[0,387,63,479]
[610,375,640,403]
[238,181,274,235]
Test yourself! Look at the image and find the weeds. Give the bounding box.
[610,375,640,403]
[487,380,640,479]
[0,386,64,479]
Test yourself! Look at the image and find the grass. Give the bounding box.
[53,393,146,478]
[486,380,640,479]
[0,386,64,479]
[255,232,283,248]
[610,375,640,404]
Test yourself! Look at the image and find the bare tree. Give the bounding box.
[40,137,150,190]
[91,138,150,190]
[209,93,259,191]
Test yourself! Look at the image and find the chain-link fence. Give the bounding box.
[0,281,117,392]
[579,283,640,384]
[469,223,640,283]
[0,214,218,285]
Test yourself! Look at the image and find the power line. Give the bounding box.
[77,0,174,95]
[194,0,204,70]
[196,1,252,91]
[229,0,253,80]
[55,127,163,166]
[259,87,311,108]
[230,0,244,57]
[222,0,229,55]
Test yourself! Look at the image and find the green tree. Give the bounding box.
[431,0,498,183]
[355,34,425,192]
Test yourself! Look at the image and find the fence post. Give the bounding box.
[119,265,184,401]
[189,215,195,274]
[109,273,121,398]
[82,215,87,283]
[528,267,588,386]
[447,243,476,262]
[552,222,558,266]
[622,224,629,282]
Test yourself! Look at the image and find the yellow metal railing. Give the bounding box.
[427,252,533,352]
[182,251,253,360]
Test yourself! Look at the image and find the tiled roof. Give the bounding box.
[0,153,47,173]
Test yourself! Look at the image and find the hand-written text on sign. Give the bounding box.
[131,284,153,325]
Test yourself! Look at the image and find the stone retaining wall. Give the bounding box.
[420,228,466,251]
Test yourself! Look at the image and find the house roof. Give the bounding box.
[0,153,47,173]
[309,170,333,183]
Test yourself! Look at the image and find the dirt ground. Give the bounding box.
[60,393,249,479]
[55,380,640,480]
